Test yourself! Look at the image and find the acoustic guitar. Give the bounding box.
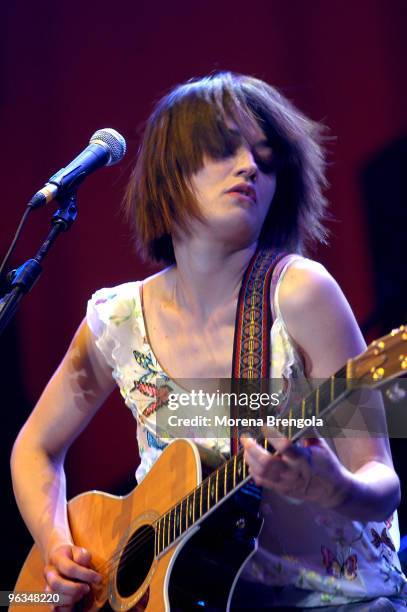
[12,326,407,611]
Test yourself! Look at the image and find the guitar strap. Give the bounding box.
[230,248,287,456]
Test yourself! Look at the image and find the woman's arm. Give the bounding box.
[11,318,116,604]
[242,259,400,522]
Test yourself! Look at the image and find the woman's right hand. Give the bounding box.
[44,544,102,610]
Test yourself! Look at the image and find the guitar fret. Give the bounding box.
[237,454,243,482]
[207,475,211,510]
[167,511,171,548]
[330,375,335,402]
[196,485,202,519]
[164,512,169,549]
[306,395,314,418]
[202,478,211,514]
[210,476,216,505]
[173,507,176,542]
[233,455,237,488]
[188,494,193,527]
[199,482,205,515]
[161,515,165,552]
[224,462,228,496]
[180,499,185,533]
[185,498,189,531]
[215,469,219,503]
[175,505,178,540]
[165,511,168,548]
[168,509,173,546]
[156,520,159,555]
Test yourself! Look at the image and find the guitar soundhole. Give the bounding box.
[116,524,155,598]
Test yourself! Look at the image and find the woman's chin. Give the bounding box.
[211,220,259,249]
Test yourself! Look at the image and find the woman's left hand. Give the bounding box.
[241,433,352,509]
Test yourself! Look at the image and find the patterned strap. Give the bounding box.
[230,248,287,456]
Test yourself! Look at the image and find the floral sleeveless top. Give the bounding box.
[86,255,407,608]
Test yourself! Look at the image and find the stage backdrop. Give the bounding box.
[1,0,406,589]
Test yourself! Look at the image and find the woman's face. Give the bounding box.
[188,122,277,248]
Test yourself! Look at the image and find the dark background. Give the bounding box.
[1,0,406,591]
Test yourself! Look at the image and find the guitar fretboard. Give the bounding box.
[154,363,349,556]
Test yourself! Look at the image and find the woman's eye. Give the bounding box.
[254,147,275,173]
[254,144,273,158]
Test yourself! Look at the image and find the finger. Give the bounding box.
[264,429,314,465]
[50,548,101,584]
[244,444,290,485]
[44,567,90,599]
[261,425,293,455]
[72,546,91,566]
[54,555,98,584]
[243,436,289,467]
[45,576,79,611]
[240,437,257,449]
[242,435,308,491]
[243,439,288,478]
[249,433,311,490]
[72,547,102,583]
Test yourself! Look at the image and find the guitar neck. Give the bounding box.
[281,363,349,443]
[155,361,353,557]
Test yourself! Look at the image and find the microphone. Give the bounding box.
[28,128,126,208]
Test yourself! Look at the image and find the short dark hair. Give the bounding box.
[124,71,329,264]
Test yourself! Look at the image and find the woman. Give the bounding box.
[11,72,406,609]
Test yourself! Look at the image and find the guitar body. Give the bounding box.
[13,439,262,611]
[13,325,407,610]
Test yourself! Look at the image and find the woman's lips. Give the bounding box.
[227,191,256,204]
[226,183,257,203]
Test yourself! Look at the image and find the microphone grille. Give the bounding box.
[90,128,126,166]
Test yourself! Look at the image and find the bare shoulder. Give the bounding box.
[278,257,337,309]
[277,258,366,377]
[141,266,174,292]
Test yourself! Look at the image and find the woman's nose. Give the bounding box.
[235,146,258,182]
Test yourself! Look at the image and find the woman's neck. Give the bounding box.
[171,240,257,320]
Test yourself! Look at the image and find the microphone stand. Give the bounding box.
[0,192,78,337]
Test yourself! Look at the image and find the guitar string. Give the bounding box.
[89,379,348,579]
[91,451,249,576]
[90,386,317,577]
[89,397,322,577]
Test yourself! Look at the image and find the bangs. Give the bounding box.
[166,75,263,175]
[125,71,329,264]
